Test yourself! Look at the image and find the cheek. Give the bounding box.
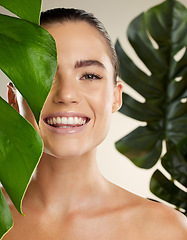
[90,85,114,142]
[94,84,113,116]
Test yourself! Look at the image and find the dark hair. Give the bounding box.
[40,8,118,83]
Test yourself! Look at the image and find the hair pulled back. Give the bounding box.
[40,8,118,83]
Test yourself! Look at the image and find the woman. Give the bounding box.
[3,8,187,239]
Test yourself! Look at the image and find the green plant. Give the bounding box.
[115,0,187,215]
[0,0,57,238]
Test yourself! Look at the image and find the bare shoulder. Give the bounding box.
[144,199,187,239]
[110,184,187,240]
[124,190,187,240]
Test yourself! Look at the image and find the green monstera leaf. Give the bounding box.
[0,189,13,239]
[150,137,187,216]
[115,0,187,169]
[115,0,187,215]
[0,14,57,124]
[0,98,43,213]
[0,0,41,24]
[0,0,57,238]
[150,169,187,215]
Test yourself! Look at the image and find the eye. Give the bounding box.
[80,72,103,81]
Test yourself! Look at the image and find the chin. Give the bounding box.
[43,143,92,160]
[41,128,109,160]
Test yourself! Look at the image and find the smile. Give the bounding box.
[44,116,89,128]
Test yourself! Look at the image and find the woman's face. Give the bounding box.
[14,21,122,158]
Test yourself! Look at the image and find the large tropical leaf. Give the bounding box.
[115,0,187,168]
[0,0,41,24]
[0,0,57,238]
[0,98,43,213]
[150,137,187,215]
[0,188,13,239]
[115,126,162,168]
[150,170,187,216]
[161,143,187,188]
[0,14,57,123]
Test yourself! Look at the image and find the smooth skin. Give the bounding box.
[2,21,187,240]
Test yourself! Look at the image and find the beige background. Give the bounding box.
[0,0,186,201]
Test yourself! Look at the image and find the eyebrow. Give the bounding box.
[74,59,106,69]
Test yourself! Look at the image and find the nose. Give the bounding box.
[53,75,81,105]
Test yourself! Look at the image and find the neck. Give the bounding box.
[25,149,109,214]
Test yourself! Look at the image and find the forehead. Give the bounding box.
[44,21,113,71]
[44,21,107,51]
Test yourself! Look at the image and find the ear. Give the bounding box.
[7,82,19,112]
[112,81,123,113]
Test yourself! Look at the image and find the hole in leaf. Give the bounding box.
[175,76,183,82]
[141,66,152,77]
[0,6,17,18]
[180,98,187,103]
[0,69,10,101]
[173,46,186,62]
[121,79,146,103]
[147,30,159,50]
[174,179,187,193]
[178,208,186,213]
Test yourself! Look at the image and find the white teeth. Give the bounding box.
[57,117,61,124]
[67,117,74,124]
[78,118,83,125]
[47,116,87,126]
[62,117,68,124]
[74,117,79,124]
[53,117,57,124]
